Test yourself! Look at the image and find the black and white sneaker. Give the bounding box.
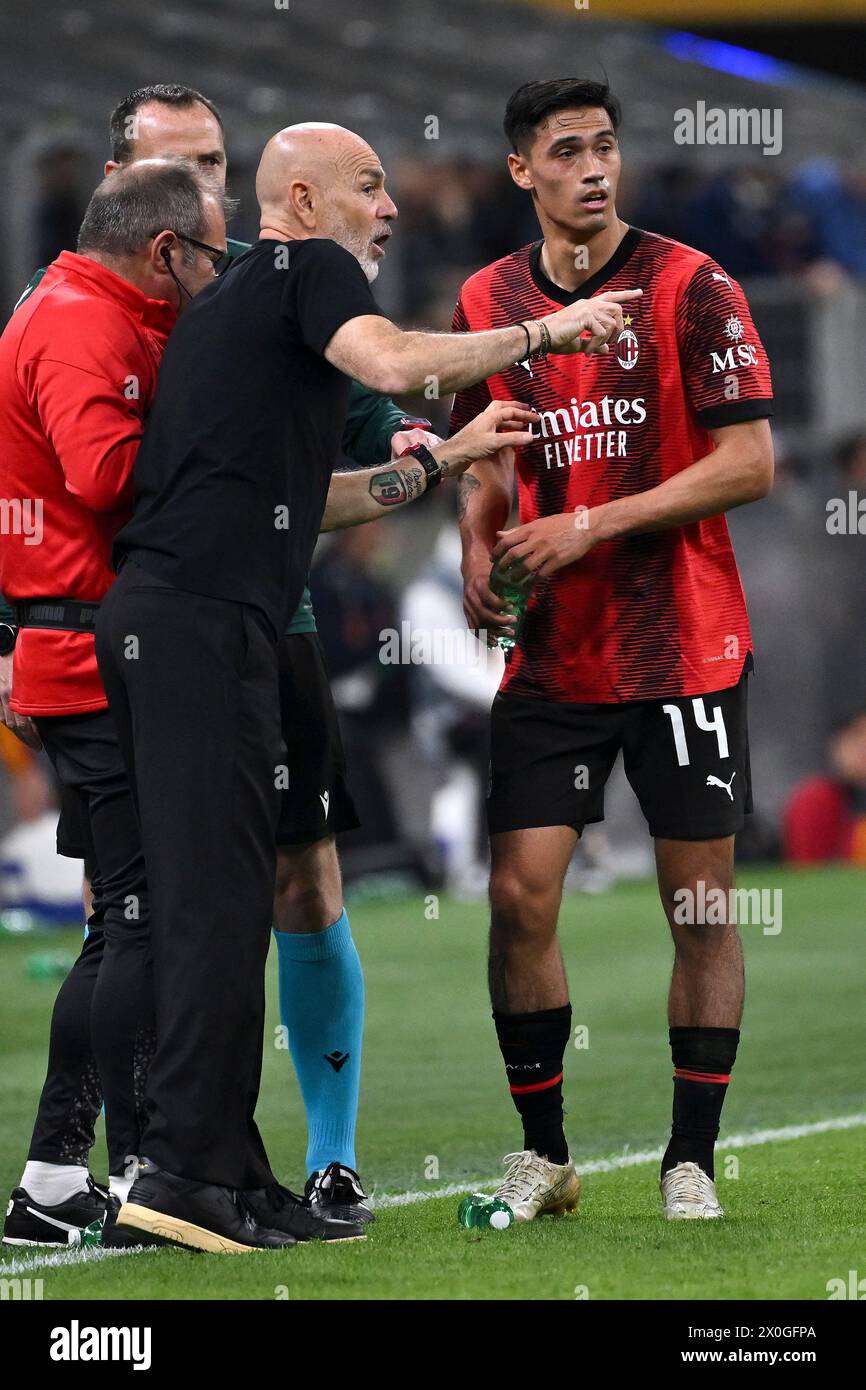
[304,1163,375,1224]
[3,1177,108,1247]
[245,1181,367,1241]
[116,1158,297,1253]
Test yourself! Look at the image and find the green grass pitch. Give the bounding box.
[1,867,863,1300]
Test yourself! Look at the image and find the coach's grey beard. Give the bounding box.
[326,212,381,283]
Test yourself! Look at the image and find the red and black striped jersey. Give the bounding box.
[450,227,773,704]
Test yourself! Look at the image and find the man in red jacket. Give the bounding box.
[0,158,231,1242]
[783,707,866,863]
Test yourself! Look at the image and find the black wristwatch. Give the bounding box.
[406,442,443,490]
[0,622,18,656]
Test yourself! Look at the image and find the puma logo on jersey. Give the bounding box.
[319,791,330,818]
[706,772,736,801]
[517,358,533,376]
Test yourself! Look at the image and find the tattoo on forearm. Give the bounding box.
[457,473,481,521]
[369,469,407,507]
[404,465,425,502]
[369,465,425,508]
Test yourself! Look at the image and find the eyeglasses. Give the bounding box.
[154,232,231,276]
[174,233,232,276]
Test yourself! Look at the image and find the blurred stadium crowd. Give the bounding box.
[2,20,866,923]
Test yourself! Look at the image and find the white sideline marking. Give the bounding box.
[0,1243,146,1276]
[2,1112,863,1272]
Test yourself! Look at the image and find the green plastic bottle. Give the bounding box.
[80,1220,104,1248]
[457,1194,514,1230]
[26,952,76,981]
[489,558,534,657]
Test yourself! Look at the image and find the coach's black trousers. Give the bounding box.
[95,560,281,1190]
[29,709,153,1177]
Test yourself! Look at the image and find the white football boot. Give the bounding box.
[492,1150,581,1223]
[661,1161,724,1219]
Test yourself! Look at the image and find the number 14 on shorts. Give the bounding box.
[662,697,729,767]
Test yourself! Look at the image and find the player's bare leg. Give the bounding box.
[655,834,743,1218]
[488,826,576,1012]
[272,838,371,1221]
[485,825,582,1221]
[658,835,744,1028]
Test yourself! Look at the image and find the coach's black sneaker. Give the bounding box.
[3,1177,108,1247]
[116,1158,296,1253]
[101,1194,162,1249]
[304,1163,375,1224]
[246,1181,367,1241]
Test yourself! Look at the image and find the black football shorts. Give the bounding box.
[487,658,753,841]
[275,631,360,846]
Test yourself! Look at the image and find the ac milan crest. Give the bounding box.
[616,326,639,370]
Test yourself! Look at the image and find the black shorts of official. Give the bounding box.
[487,659,753,841]
[276,632,360,846]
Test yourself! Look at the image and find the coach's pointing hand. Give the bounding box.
[541,287,642,356]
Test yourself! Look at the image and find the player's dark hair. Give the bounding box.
[830,703,866,736]
[504,79,621,154]
[77,158,227,266]
[109,84,225,163]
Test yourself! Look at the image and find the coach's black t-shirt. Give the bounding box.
[114,238,384,638]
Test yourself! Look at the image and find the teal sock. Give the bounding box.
[274,910,364,1176]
